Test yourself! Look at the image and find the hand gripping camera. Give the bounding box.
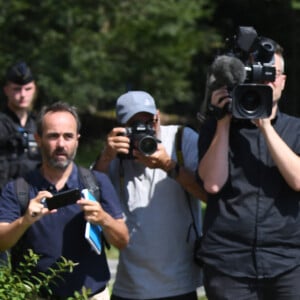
[118,121,159,159]
[207,26,276,119]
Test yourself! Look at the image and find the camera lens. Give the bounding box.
[138,136,157,156]
[240,90,261,113]
[232,84,273,119]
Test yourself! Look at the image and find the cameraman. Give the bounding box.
[198,38,300,299]
[93,90,206,300]
[0,61,41,191]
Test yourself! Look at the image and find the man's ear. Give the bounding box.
[76,134,81,147]
[154,110,161,137]
[156,110,161,126]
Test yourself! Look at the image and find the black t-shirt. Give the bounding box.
[198,111,300,278]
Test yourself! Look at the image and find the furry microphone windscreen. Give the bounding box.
[208,55,246,91]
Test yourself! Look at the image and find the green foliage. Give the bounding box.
[0,0,217,114]
[76,138,104,168]
[0,1,298,116]
[292,0,300,9]
[101,0,214,109]
[0,249,89,300]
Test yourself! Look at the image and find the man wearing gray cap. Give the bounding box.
[0,61,41,191]
[93,90,205,300]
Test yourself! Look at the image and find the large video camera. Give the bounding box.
[207,26,276,119]
[118,121,158,159]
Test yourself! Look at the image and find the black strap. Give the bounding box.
[175,126,184,166]
[78,167,100,202]
[15,177,30,215]
[175,126,201,240]
[78,167,110,249]
[207,103,228,120]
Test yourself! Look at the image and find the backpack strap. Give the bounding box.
[78,166,111,249]
[11,178,29,268]
[15,177,30,215]
[175,126,184,166]
[175,126,201,240]
[77,167,100,202]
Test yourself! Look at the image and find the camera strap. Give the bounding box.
[175,126,201,241]
[207,104,228,120]
[117,126,201,242]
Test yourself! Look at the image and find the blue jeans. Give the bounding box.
[203,264,300,300]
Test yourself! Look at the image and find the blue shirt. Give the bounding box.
[0,164,123,297]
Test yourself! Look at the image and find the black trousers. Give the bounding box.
[203,264,300,300]
[111,291,197,300]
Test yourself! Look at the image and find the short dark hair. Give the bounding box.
[36,102,81,136]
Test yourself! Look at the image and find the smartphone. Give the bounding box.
[43,188,81,210]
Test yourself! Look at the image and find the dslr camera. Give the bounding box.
[209,26,276,119]
[118,121,158,159]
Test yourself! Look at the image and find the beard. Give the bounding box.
[45,147,77,170]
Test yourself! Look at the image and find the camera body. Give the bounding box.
[7,129,40,160]
[119,121,158,159]
[23,132,40,159]
[219,26,276,119]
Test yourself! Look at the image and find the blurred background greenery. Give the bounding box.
[3,3,295,298]
[0,0,300,135]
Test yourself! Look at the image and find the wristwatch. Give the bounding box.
[167,162,180,179]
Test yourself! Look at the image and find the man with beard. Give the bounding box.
[0,102,129,299]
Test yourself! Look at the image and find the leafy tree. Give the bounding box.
[0,0,217,115]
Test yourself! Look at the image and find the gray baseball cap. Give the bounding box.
[116,91,157,124]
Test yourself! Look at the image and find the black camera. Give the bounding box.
[118,121,158,159]
[208,26,276,119]
[7,130,40,159]
[231,84,272,119]
[24,132,40,159]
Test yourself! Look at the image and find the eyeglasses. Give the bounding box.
[128,117,158,127]
[276,70,284,78]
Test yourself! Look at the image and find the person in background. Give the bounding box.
[0,61,41,191]
[198,37,300,299]
[0,102,129,299]
[93,91,205,300]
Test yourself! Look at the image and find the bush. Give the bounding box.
[0,250,90,300]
